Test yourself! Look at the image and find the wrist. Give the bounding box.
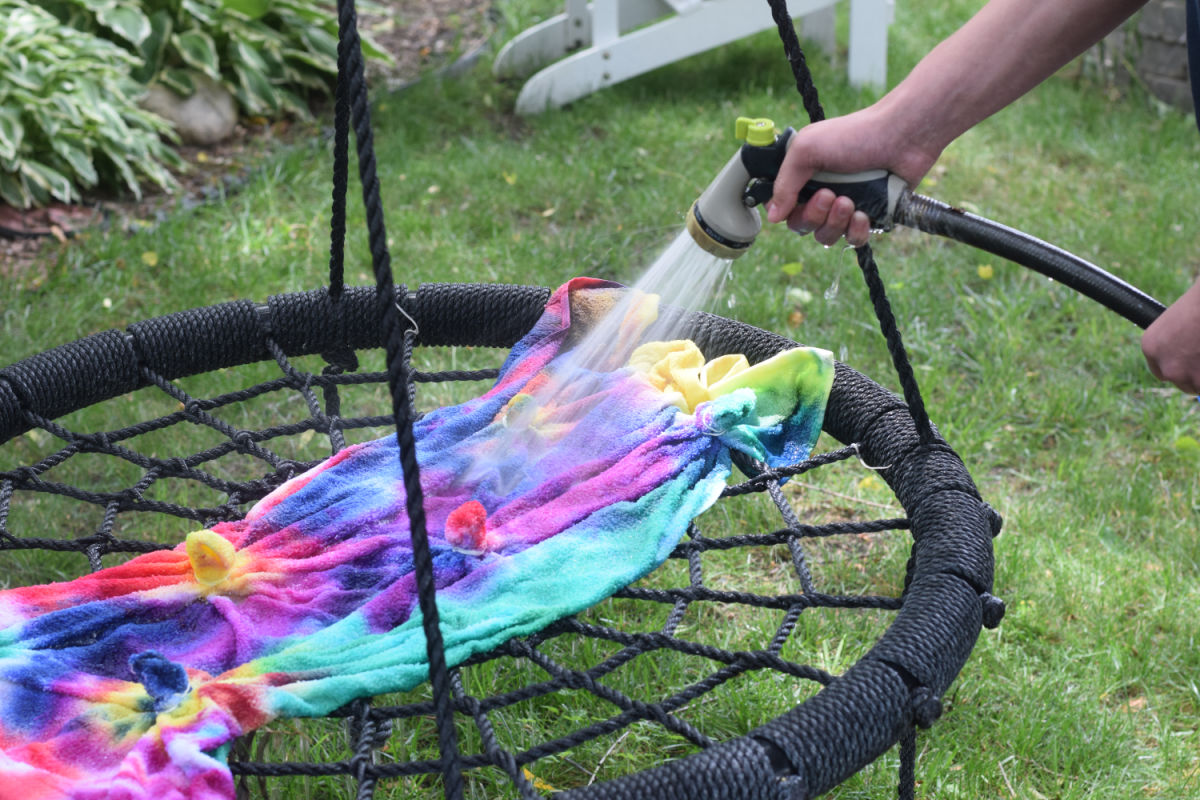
[865,93,949,186]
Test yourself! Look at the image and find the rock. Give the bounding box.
[141,74,238,146]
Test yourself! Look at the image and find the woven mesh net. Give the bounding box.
[0,284,999,799]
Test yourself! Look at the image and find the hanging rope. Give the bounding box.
[766,0,825,124]
[327,2,352,302]
[765,0,936,447]
[330,3,464,797]
[763,1,938,796]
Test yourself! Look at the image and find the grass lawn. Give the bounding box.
[1,0,1198,798]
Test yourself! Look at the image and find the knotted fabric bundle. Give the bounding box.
[0,278,833,798]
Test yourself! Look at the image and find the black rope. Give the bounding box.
[855,247,936,442]
[763,3,940,796]
[328,0,352,301]
[450,672,542,800]
[765,0,936,445]
[320,359,350,454]
[721,444,860,496]
[332,2,464,797]
[767,0,824,123]
[898,725,917,800]
[349,700,391,800]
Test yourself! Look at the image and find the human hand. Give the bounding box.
[765,107,940,247]
[1141,278,1200,395]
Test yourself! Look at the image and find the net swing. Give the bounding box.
[0,2,1161,799]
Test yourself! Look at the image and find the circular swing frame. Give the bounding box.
[0,282,1000,799]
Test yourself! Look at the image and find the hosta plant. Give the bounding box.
[0,1,180,209]
[49,0,390,116]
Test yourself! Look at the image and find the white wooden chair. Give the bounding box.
[494,0,894,114]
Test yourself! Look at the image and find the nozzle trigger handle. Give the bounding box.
[797,171,908,231]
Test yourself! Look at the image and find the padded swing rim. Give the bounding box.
[0,282,996,800]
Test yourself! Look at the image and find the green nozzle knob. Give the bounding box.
[735,116,776,146]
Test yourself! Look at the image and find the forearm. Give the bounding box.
[768,0,1149,241]
[878,0,1146,154]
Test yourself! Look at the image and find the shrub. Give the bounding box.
[49,0,388,116]
[0,1,180,209]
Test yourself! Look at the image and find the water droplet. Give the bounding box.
[823,276,840,302]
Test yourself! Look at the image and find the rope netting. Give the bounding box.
[0,284,1000,799]
[0,1,1002,798]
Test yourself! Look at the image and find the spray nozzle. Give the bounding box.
[686,115,906,260]
[737,115,910,229]
[684,117,790,260]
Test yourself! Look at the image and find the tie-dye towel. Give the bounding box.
[0,278,833,799]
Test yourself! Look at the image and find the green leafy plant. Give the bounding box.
[50,0,389,116]
[0,1,180,208]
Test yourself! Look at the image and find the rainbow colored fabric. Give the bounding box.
[0,278,833,798]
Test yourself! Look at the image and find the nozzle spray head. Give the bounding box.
[685,151,758,260]
[686,117,789,260]
[688,116,911,261]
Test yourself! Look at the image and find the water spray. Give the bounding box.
[686,116,1164,328]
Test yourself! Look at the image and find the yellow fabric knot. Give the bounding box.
[185,529,238,587]
[627,340,751,413]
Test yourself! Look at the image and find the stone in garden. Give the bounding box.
[141,73,238,146]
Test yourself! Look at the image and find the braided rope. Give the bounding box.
[763,0,945,791]
[328,9,351,301]
[765,0,935,446]
[332,2,464,796]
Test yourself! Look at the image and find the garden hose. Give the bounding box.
[889,191,1164,329]
[687,117,1165,329]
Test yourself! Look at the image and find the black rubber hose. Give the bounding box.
[895,193,1165,329]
